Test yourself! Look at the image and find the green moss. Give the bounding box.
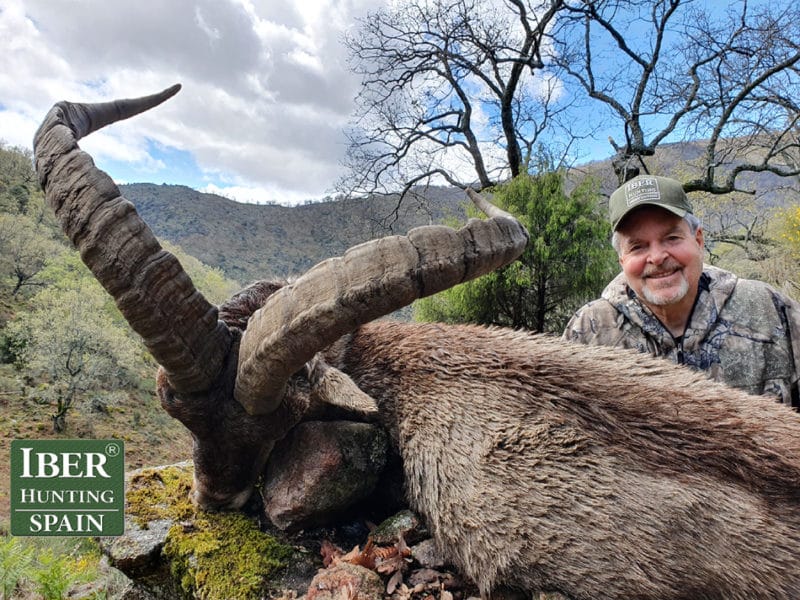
[125,464,295,599]
[126,464,196,528]
[164,513,294,599]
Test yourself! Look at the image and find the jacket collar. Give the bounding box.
[601,265,738,348]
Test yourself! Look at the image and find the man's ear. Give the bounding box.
[695,226,704,248]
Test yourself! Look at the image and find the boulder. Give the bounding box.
[306,562,384,600]
[262,421,389,530]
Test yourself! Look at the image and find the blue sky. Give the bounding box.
[3,0,625,205]
[100,143,210,196]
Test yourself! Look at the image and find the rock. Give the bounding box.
[369,510,427,546]
[263,421,389,530]
[306,562,385,600]
[101,517,172,575]
[98,464,194,599]
[409,539,446,569]
[98,462,320,599]
[117,581,159,600]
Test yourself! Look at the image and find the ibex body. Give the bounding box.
[33,86,800,600]
[320,321,800,599]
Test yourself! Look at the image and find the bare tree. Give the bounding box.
[341,0,569,202]
[344,0,800,202]
[552,0,800,189]
[691,190,775,262]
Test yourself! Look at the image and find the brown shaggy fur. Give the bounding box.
[322,321,800,600]
[218,280,286,330]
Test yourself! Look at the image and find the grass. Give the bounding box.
[0,535,131,599]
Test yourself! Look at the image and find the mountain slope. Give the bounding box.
[122,184,470,285]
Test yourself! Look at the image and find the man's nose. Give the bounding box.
[647,245,668,264]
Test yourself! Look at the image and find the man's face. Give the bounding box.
[616,206,704,309]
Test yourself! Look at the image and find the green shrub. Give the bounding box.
[33,547,96,600]
[0,536,102,600]
[0,536,34,599]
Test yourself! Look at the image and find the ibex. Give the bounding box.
[34,86,800,600]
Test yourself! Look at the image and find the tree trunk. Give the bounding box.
[52,397,70,433]
[52,412,66,433]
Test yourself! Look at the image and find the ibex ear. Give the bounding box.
[306,356,379,419]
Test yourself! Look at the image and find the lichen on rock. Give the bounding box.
[125,462,196,528]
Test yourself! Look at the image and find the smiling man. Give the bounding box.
[563,174,800,407]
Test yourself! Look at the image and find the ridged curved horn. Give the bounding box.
[235,188,529,415]
[33,85,232,393]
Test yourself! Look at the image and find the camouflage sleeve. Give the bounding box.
[562,300,615,344]
[562,298,639,355]
[562,305,592,343]
[778,293,800,408]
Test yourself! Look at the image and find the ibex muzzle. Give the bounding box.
[34,86,800,599]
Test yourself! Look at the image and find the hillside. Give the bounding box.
[122,184,471,285]
[122,141,800,288]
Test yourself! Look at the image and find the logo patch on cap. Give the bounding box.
[624,177,660,207]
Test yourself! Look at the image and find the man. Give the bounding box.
[563,174,800,407]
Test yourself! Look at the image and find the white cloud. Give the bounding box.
[199,182,313,206]
[0,0,385,205]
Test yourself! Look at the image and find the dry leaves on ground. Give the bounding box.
[320,535,471,600]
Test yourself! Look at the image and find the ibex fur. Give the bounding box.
[33,86,800,599]
[315,321,800,599]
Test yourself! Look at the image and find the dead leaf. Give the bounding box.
[392,583,412,600]
[396,533,410,557]
[321,539,345,568]
[375,532,413,575]
[376,551,407,575]
[340,540,377,570]
[386,570,404,594]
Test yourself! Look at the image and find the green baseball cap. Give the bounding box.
[609,175,693,230]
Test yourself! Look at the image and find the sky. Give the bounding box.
[0,0,386,205]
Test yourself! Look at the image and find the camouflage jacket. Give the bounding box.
[562,265,800,407]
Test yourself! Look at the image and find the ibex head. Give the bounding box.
[33,85,529,510]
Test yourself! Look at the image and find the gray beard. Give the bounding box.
[641,275,690,306]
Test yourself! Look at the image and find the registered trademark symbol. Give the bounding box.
[105,443,120,457]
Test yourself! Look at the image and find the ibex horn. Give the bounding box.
[235,188,529,415]
[33,85,233,394]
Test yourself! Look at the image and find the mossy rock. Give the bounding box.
[103,462,317,600]
[368,509,427,545]
[164,512,294,599]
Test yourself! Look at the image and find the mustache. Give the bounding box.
[642,261,682,278]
